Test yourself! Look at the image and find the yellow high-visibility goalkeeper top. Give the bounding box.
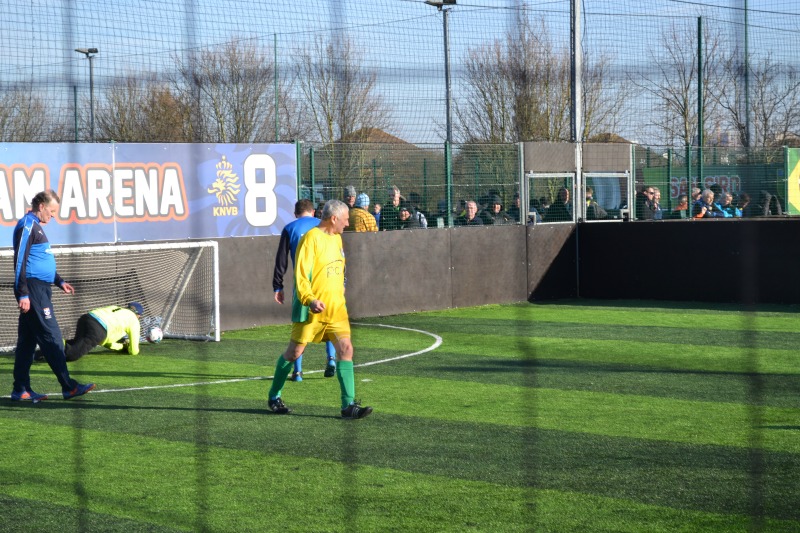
[89,305,141,355]
[294,227,348,324]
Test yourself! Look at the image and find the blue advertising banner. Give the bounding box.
[0,143,298,245]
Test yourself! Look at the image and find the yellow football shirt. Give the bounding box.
[294,227,348,324]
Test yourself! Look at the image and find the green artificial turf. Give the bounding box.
[1,300,798,531]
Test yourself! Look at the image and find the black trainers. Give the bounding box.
[268,397,291,414]
[290,371,303,382]
[324,361,336,378]
[341,401,373,419]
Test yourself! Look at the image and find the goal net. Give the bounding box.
[0,241,219,352]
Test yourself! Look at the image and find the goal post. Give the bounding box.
[0,241,220,352]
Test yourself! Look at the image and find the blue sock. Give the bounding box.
[294,355,303,373]
[325,341,336,363]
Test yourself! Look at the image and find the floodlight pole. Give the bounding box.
[426,0,456,224]
[75,48,98,142]
[442,5,453,146]
[425,0,455,145]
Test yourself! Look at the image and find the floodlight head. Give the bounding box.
[74,48,99,56]
[425,0,456,9]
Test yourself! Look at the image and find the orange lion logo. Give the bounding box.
[207,156,241,207]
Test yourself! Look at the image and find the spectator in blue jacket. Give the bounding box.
[718,192,741,218]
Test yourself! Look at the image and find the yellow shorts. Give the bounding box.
[291,319,351,346]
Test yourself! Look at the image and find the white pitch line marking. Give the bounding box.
[6,323,441,398]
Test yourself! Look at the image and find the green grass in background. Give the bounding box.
[1,301,798,532]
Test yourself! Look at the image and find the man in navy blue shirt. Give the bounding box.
[12,190,95,401]
[273,199,337,381]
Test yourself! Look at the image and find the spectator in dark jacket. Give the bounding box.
[379,186,402,231]
[481,195,512,225]
[455,200,484,226]
[635,186,656,220]
[544,188,572,222]
[585,186,608,220]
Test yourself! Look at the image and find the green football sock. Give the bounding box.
[268,356,293,400]
[336,360,355,409]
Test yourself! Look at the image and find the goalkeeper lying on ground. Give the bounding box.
[36,302,143,362]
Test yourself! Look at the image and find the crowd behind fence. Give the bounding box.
[298,142,797,228]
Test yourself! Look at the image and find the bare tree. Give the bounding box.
[715,51,800,149]
[631,21,725,147]
[0,85,62,141]
[456,15,626,143]
[456,41,514,143]
[95,75,191,142]
[295,35,390,186]
[581,52,629,142]
[171,40,301,143]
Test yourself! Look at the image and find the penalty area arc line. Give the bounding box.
[76,322,442,396]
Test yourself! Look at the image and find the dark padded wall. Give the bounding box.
[578,218,800,304]
[342,229,454,318]
[217,216,800,332]
[527,223,578,300]
[216,225,535,331]
[217,235,287,330]
[449,225,528,308]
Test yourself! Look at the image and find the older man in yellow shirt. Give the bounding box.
[267,199,373,419]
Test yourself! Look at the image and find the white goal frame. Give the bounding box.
[0,241,220,352]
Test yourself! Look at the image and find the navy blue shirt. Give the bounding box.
[13,211,64,302]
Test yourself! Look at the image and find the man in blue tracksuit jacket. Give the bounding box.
[12,190,95,401]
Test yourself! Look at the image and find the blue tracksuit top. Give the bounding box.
[272,216,321,292]
[13,211,63,301]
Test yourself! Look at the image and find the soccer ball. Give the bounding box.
[147,327,163,344]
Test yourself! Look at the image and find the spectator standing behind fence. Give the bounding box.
[372,203,381,227]
[737,192,753,217]
[507,193,521,222]
[545,188,572,222]
[693,189,718,218]
[749,190,783,216]
[343,186,357,210]
[528,198,544,223]
[652,187,664,220]
[635,186,656,220]
[455,200,484,226]
[481,195,512,225]
[669,194,689,219]
[379,186,402,231]
[398,205,421,229]
[406,192,428,228]
[585,187,608,220]
[348,193,378,232]
[12,189,95,401]
[719,192,741,218]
